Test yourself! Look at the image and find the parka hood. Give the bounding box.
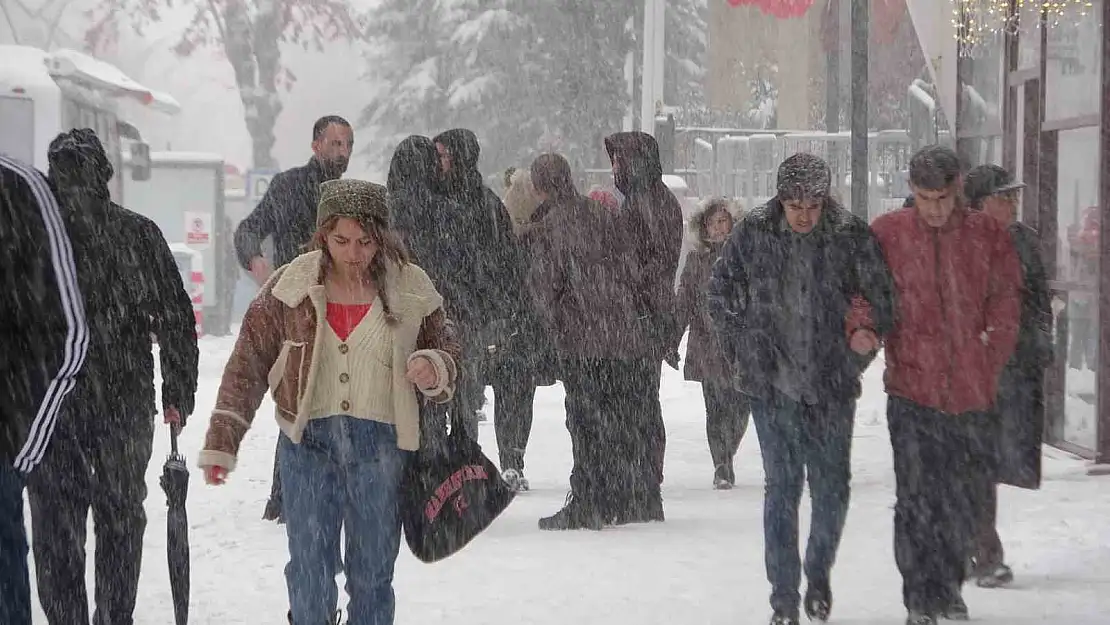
[47,128,113,199]
[604,131,663,195]
[433,128,485,201]
[387,135,440,195]
[688,198,741,250]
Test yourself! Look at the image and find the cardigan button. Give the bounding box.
[339,373,349,384]
[340,400,351,411]
[338,344,349,354]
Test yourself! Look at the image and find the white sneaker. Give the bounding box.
[502,468,529,492]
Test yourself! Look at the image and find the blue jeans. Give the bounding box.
[0,463,30,625]
[279,417,410,625]
[750,389,855,616]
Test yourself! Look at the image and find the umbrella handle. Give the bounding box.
[170,423,180,457]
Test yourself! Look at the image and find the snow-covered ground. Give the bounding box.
[27,334,1110,624]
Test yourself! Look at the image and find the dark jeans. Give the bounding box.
[750,389,855,616]
[280,417,408,625]
[703,381,751,483]
[491,372,537,473]
[26,412,154,625]
[888,396,994,613]
[562,357,659,517]
[0,462,30,625]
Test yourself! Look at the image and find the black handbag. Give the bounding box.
[399,403,516,563]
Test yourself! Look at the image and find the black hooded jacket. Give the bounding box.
[48,129,199,420]
[0,155,88,472]
[387,135,480,324]
[431,129,528,326]
[604,132,685,358]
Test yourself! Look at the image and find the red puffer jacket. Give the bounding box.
[868,206,1022,415]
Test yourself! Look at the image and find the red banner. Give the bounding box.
[727,0,815,19]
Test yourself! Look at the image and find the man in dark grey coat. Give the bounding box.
[963,164,1051,589]
[708,153,895,625]
[234,115,352,521]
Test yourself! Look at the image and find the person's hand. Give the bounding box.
[248,257,273,285]
[164,406,184,429]
[406,356,438,390]
[850,329,880,355]
[204,466,228,485]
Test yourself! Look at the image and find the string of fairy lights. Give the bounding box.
[951,0,1098,45]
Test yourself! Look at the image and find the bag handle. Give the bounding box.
[447,394,474,443]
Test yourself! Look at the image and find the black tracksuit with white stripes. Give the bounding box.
[22,129,199,625]
[0,154,88,625]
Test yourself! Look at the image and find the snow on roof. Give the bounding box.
[46,48,182,114]
[0,45,58,93]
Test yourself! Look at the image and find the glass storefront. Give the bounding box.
[1056,126,1101,451]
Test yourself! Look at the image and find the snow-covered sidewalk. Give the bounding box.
[29,336,1110,624]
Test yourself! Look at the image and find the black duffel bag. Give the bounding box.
[400,404,515,563]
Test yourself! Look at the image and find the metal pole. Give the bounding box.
[825,0,841,135]
[640,0,656,132]
[850,0,869,220]
[1095,0,1110,467]
[624,17,635,133]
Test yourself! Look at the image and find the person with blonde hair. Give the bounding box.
[503,166,544,235]
[198,179,460,625]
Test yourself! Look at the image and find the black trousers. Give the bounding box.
[703,381,751,483]
[491,370,537,473]
[646,364,667,484]
[973,483,1005,570]
[562,357,659,518]
[888,396,994,614]
[26,409,154,625]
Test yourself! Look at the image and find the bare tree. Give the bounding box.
[85,0,365,168]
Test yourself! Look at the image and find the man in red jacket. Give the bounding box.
[870,146,1022,625]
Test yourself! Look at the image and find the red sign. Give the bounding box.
[186,216,210,246]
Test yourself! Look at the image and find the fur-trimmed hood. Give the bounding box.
[687,198,744,251]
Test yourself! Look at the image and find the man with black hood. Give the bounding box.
[1,154,88,625]
[235,114,353,521]
[25,128,199,625]
[603,131,684,521]
[432,129,542,487]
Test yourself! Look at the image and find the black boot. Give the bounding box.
[769,610,800,625]
[804,581,831,622]
[263,497,284,523]
[538,494,603,531]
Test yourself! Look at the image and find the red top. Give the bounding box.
[326,302,373,342]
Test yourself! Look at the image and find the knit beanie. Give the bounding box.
[776,153,831,201]
[317,179,388,228]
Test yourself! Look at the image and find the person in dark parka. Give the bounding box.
[603,131,684,516]
[673,198,750,489]
[0,155,89,625]
[432,129,544,487]
[525,153,660,530]
[964,164,1051,589]
[708,153,896,625]
[25,129,199,625]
